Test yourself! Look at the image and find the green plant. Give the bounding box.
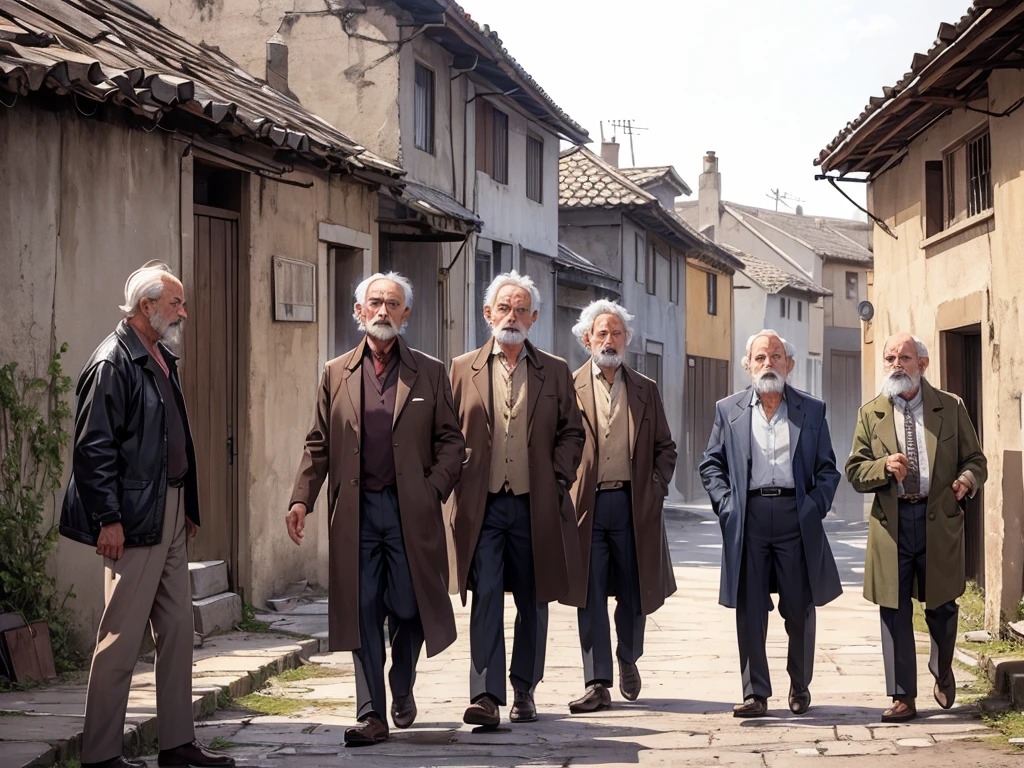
[0,344,81,673]
[206,737,239,751]
[276,663,347,683]
[236,602,272,633]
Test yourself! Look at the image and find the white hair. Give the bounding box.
[120,263,176,317]
[572,300,635,346]
[353,272,414,310]
[741,329,796,371]
[912,336,929,358]
[483,270,541,311]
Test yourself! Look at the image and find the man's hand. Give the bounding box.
[96,522,125,561]
[885,453,910,483]
[286,503,307,546]
[186,519,198,539]
[952,476,972,501]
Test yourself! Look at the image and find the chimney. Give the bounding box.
[266,35,289,95]
[698,150,721,241]
[601,140,620,168]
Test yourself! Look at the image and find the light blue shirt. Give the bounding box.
[750,390,795,489]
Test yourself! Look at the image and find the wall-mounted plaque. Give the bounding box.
[273,256,316,322]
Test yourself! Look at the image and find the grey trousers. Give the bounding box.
[82,486,195,763]
[880,500,958,699]
[468,491,548,706]
[577,487,645,687]
[354,486,423,721]
[736,494,815,700]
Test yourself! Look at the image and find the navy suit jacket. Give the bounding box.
[699,384,842,609]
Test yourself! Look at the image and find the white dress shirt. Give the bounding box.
[892,387,930,496]
[749,390,795,489]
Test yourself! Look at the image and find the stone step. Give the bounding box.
[1010,672,1024,708]
[192,592,242,637]
[189,560,229,600]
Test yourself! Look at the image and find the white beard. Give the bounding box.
[593,350,623,369]
[881,370,920,400]
[753,370,785,394]
[150,313,183,350]
[364,320,400,342]
[493,325,528,345]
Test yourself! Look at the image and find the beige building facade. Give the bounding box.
[817,1,1024,627]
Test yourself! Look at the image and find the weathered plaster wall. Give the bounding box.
[685,262,731,361]
[1,106,186,642]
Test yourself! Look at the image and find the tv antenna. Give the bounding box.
[766,188,804,212]
[608,119,647,166]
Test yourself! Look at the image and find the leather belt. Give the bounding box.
[747,486,795,498]
[898,494,928,504]
[596,481,629,492]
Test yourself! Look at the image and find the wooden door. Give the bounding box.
[183,206,239,580]
[827,350,862,520]
[681,356,729,501]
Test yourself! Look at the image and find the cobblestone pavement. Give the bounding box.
[189,511,1017,767]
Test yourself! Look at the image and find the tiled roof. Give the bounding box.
[723,245,831,297]
[816,2,1024,174]
[620,166,691,196]
[0,0,402,181]
[555,242,616,281]
[559,147,654,209]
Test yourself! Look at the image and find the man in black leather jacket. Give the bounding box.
[60,263,232,768]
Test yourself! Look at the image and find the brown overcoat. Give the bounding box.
[290,336,465,655]
[447,339,586,606]
[561,363,678,614]
[845,379,987,610]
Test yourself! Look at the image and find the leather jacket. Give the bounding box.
[60,321,200,548]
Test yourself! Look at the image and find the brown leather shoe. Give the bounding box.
[83,758,147,768]
[733,696,768,718]
[789,685,811,715]
[881,698,917,723]
[934,671,956,709]
[391,691,417,729]
[569,683,612,714]
[158,740,235,767]
[463,695,500,728]
[344,713,389,747]
[618,658,641,701]
[510,687,537,722]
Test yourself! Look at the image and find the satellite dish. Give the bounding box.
[858,300,875,322]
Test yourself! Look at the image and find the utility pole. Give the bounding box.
[609,119,648,166]
[765,188,804,212]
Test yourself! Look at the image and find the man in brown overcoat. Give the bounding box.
[846,332,986,723]
[562,301,677,713]
[287,272,465,746]
[449,270,585,728]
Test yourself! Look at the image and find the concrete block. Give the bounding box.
[1010,672,1024,707]
[985,655,1024,692]
[189,560,229,600]
[192,592,242,637]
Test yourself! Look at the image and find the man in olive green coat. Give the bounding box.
[846,332,986,723]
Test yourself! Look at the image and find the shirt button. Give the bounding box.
[393,442,399,447]
[929,513,935,520]
[350,479,358,486]
[353,447,358,454]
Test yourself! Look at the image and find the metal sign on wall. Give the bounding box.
[273,256,317,322]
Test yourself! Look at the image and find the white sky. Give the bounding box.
[463,0,971,220]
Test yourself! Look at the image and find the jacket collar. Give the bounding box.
[470,336,543,371]
[116,320,179,367]
[343,335,417,373]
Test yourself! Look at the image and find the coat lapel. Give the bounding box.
[729,391,753,498]
[341,338,366,433]
[786,385,804,474]
[470,340,493,434]
[922,380,943,471]
[872,396,898,456]
[624,367,646,456]
[525,340,545,440]
[392,337,419,427]
[574,365,597,441]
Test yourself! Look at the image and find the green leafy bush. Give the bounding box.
[0,344,82,673]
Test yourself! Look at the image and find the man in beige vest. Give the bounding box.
[563,301,677,713]
[448,271,585,728]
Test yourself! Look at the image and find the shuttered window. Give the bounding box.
[414,63,434,154]
[526,133,543,202]
[476,101,509,184]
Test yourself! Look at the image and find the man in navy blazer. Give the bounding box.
[700,330,841,718]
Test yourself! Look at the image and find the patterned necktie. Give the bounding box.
[902,404,921,495]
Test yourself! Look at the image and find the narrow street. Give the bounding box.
[191,510,1015,767]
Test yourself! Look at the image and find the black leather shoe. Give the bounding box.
[733,696,768,718]
[618,658,641,701]
[83,758,147,768]
[158,740,235,767]
[509,688,537,723]
[569,683,612,714]
[463,695,500,728]
[344,714,389,747]
[391,691,417,729]
[789,685,811,715]
[934,671,956,709]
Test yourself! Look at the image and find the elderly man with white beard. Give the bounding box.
[700,330,842,718]
[561,301,677,714]
[61,263,234,768]
[846,332,986,723]
[448,271,585,728]
[287,272,464,746]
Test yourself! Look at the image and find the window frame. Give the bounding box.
[707,271,718,316]
[525,132,543,203]
[413,61,435,155]
[645,241,658,296]
[941,127,992,229]
[845,271,858,300]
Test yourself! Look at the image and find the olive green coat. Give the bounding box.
[845,379,986,609]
